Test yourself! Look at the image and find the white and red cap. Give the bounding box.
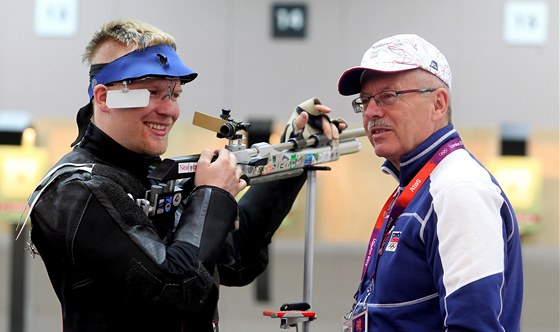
[338,34,451,96]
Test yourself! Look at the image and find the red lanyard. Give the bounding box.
[360,138,464,283]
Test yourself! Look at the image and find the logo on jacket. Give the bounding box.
[385,231,401,252]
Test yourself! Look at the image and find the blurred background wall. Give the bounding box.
[0,0,558,331]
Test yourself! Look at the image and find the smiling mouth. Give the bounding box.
[145,122,167,131]
[145,122,170,137]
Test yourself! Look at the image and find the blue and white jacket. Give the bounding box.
[355,124,523,331]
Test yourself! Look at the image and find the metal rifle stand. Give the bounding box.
[10,223,26,332]
[263,166,330,331]
[302,166,330,332]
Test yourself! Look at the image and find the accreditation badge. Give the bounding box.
[341,303,368,332]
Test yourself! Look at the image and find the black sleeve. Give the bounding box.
[173,185,239,272]
[218,172,307,286]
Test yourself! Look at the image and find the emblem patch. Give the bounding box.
[385,231,401,252]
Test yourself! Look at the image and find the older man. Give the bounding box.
[339,34,523,331]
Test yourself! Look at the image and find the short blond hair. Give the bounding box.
[83,19,177,64]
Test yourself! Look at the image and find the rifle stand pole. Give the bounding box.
[302,166,330,332]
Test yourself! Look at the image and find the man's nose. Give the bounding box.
[363,100,383,119]
[154,98,180,117]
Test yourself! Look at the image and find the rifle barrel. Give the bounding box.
[267,127,366,152]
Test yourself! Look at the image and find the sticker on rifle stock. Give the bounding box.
[178,162,197,174]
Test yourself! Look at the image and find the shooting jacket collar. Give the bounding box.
[76,122,161,184]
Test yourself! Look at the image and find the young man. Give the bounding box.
[27,19,339,332]
[338,34,523,331]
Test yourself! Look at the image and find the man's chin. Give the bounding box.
[143,144,167,157]
[373,145,391,159]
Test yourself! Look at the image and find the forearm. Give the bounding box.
[218,173,307,286]
[174,185,238,271]
[237,172,306,244]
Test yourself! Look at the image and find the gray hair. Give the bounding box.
[416,69,453,123]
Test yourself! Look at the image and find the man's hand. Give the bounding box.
[195,148,247,197]
[292,104,346,140]
[282,97,347,143]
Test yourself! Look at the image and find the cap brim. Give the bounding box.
[337,67,366,96]
[338,64,421,96]
[143,72,198,85]
[89,44,198,98]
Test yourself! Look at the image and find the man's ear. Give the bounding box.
[93,84,110,112]
[432,88,449,121]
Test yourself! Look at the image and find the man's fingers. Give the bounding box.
[331,122,339,139]
[292,104,342,140]
[227,149,238,167]
[321,116,334,139]
[236,165,244,178]
[315,104,332,115]
[198,148,214,165]
[293,111,309,132]
[239,177,247,190]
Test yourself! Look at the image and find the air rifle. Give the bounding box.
[137,108,365,217]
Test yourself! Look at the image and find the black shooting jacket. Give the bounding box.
[29,123,306,331]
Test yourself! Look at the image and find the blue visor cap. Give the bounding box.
[88,44,198,98]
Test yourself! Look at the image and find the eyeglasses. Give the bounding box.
[108,77,182,101]
[351,88,436,113]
